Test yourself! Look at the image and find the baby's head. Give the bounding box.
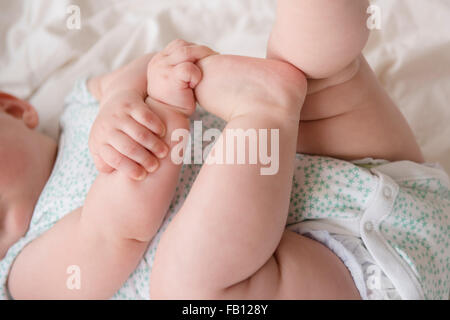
[0,92,57,259]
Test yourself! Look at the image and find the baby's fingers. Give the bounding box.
[104,130,161,178]
[130,104,166,138]
[88,134,114,173]
[120,116,169,160]
[92,152,115,174]
[99,144,149,181]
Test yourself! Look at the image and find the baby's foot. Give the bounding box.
[195,55,308,122]
[147,39,217,116]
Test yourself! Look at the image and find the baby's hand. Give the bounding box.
[147,39,217,115]
[89,90,169,180]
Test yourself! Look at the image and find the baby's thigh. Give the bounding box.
[219,231,360,300]
[298,57,424,163]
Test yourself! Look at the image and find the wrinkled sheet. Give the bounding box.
[0,0,449,173]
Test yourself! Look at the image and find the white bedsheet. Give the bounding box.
[0,0,449,173]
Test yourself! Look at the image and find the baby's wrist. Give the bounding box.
[87,75,140,105]
[99,76,147,106]
[100,88,144,108]
[145,96,193,118]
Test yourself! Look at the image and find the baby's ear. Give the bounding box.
[0,92,39,129]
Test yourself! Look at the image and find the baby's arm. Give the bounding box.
[8,104,187,299]
[88,53,170,180]
[89,53,153,102]
[7,49,200,299]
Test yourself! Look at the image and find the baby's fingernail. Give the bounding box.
[160,126,166,138]
[136,171,147,181]
[149,161,160,173]
[157,145,169,159]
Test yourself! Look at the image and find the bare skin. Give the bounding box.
[4,48,200,298]
[2,0,425,300]
[268,0,424,163]
[5,96,184,299]
[150,54,361,299]
[0,94,57,260]
[297,55,424,163]
[150,0,424,300]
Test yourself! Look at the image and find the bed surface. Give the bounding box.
[1,0,449,173]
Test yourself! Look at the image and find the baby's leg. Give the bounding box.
[298,57,424,162]
[151,55,359,299]
[268,0,424,163]
[268,0,370,79]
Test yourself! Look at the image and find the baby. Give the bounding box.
[0,43,216,299]
[0,0,448,300]
[149,0,449,300]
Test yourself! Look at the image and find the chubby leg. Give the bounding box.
[268,0,370,79]
[268,0,424,163]
[298,56,424,162]
[150,55,359,299]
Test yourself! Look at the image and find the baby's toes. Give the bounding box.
[173,62,202,89]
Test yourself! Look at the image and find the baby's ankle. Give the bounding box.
[195,55,307,122]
